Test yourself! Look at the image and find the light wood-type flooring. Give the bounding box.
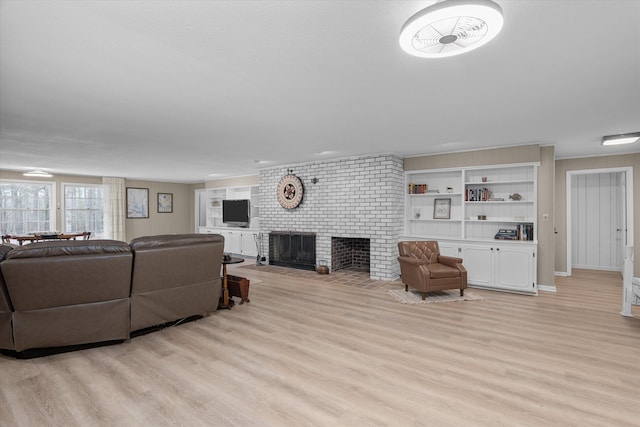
[1,265,639,426]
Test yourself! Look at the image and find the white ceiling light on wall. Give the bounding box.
[601,132,640,146]
[399,0,504,58]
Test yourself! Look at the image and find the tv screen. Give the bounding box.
[222,199,250,227]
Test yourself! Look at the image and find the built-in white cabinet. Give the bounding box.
[461,242,536,294]
[438,242,461,258]
[200,228,259,257]
[403,163,538,294]
[195,185,260,257]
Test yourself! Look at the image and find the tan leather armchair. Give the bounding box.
[397,241,467,300]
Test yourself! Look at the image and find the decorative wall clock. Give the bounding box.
[277,174,304,209]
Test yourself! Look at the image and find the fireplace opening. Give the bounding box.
[269,232,316,271]
[331,237,370,272]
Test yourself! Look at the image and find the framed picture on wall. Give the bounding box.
[157,192,173,213]
[433,198,451,219]
[126,187,149,218]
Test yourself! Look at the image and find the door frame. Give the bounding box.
[566,167,634,277]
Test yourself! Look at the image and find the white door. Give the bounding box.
[571,172,624,271]
[494,246,535,292]
[461,245,493,287]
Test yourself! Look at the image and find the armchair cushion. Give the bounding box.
[427,262,461,279]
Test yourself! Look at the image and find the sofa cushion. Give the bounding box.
[0,243,16,350]
[130,233,224,250]
[2,240,132,311]
[129,233,224,331]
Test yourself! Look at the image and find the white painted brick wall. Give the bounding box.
[259,153,403,280]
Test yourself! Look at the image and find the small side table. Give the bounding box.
[220,256,244,309]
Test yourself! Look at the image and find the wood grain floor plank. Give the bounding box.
[1,266,639,426]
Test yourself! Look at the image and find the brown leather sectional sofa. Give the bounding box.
[0,234,224,355]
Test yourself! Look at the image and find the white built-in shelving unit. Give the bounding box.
[403,163,538,294]
[195,185,260,257]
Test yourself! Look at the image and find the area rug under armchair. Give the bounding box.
[387,288,485,304]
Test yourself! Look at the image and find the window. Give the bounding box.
[63,183,106,238]
[0,180,56,235]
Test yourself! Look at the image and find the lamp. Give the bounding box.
[23,170,53,178]
[601,132,640,146]
[399,0,504,58]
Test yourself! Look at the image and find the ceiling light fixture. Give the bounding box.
[399,0,504,58]
[23,170,53,178]
[601,132,640,146]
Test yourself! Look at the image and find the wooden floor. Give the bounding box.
[1,266,639,426]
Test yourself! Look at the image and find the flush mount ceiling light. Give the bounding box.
[399,0,504,58]
[601,132,640,146]
[23,170,53,177]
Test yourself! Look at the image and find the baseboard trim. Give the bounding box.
[538,284,557,293]
[554,271,568,277]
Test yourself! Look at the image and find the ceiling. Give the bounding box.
[1,0,639,183]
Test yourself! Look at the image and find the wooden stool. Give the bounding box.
[227,275,250,304]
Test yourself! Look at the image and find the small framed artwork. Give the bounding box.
[157,192,173,213]
[433,198,451,219]
[126,187,149,218]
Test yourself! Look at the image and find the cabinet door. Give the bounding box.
[241,232,257,256]
[226,231,242,254]
[494,246,535,292]
[461,245,493,287]
[438,243,459,257]
[217,231,230,252]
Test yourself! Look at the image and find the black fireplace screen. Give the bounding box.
[269,232,316,271]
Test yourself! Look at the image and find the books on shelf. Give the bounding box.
[494,224,534,241]
[408,183,426,194]
[466,187,491,201]
[408,184,440,194]
[494,229,518,240]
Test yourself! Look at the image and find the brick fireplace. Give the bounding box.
[331,237,370,272]
[259,153,404,280]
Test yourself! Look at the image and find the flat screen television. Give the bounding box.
[222,199,250,227]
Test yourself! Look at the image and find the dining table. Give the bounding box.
[2,232,90,245]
